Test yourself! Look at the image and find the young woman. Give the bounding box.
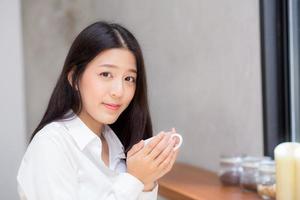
[17,21,180,200]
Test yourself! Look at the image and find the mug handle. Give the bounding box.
[143,133,183,150]
[171,133,183,150]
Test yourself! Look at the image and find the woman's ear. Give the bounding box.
[67,67,78,90]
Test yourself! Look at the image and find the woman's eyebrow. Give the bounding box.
[99,64,137,73]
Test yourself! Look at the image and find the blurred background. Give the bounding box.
[2,0,299,199]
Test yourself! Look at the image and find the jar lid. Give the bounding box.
[242,156,271,169]
[258,160,275,173]
[220,155,243,164]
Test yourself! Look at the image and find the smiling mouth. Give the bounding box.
[103,103,121,111]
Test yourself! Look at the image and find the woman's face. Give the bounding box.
[74,48,137,133]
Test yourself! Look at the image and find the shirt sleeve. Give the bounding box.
[111,172,144,199]
[110,172,158,200]
[138,182,158,200]
[17,134,78,200]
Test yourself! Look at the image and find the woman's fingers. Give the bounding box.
[162,148,179,173]
[153,138,176,166]
[142,132,166,155]
[170,149,179,166]
[158,147,175,171]
[127,140,144,157]
[146,132,172,160]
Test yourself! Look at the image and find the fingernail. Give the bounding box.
[159,132,165,137]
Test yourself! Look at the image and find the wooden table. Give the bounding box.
[158,162,261,200]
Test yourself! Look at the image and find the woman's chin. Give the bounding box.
[99,116,119,125]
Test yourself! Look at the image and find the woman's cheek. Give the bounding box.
[127,88,135,105]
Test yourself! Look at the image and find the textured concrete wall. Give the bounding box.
[0,0,26,199]
[22,0,263,174]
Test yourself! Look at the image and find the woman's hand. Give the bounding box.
[126,130,180,190]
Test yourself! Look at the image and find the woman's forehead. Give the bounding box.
[90,48,137,72]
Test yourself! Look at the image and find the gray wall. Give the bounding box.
[0,0,26,199]
[0,0,264,198]
[20,0,264,199]
[23,0,263,172]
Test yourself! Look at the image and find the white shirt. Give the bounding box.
[17,111,158,200]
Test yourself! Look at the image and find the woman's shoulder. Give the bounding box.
[25,122,69,158]
[31,121,68,144]
[17,122,77,187]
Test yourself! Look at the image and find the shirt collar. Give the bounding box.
[103,125,126,159]
[61,110,125,159]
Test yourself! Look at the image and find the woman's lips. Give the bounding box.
[103,103,121,111]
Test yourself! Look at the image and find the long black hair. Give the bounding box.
[30,21,153,152]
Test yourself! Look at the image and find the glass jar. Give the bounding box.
[257,160,276,199]
[218,155,243,186]
[240,156,271,192]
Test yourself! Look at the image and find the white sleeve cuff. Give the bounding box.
[138,182,158,200]
[113,172,144,200]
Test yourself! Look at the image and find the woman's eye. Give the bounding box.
[125,76,136,83]
[99,72,112,78]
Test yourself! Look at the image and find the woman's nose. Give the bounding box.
[110,79,124,98]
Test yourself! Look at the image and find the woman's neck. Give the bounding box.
[78,109,103,137]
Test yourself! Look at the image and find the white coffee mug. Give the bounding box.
[144,133,183,150]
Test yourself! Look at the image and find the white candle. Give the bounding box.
[274,142,300,200]
[294,146,300,200]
